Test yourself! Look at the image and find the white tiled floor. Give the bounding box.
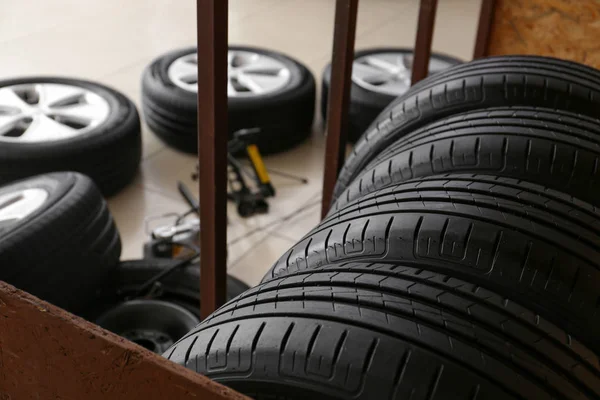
[3,0,480,286]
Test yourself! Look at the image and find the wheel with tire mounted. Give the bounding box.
[0,172,121,313]
[83,259,249,353]
[332,55,600,203]
[331,107,600,212]
[267,174,600,353]
[165,262,600,400]
[142,46,315,155]
[321,48,461,143]
[0,77,141,196]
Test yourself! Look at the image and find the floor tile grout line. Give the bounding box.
[226,191,321,268]
[98,1,289,81]
[140,184,189,203]
[98,54,159,81]
[141,145,167,161]
[0,5,142,48]
[227,229,295,270]
[269,231,303,243]
[354,3,417,44]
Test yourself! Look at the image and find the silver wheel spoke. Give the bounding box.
[170,61,198,83]
[376,78,411,93]
[167,54,198,91]
[38,84,85,108]
[235,74,264,94]
[399,54,413,70]
[238,72,288,94]
[394,66,412,83]
[227,79,237,96]
[0,188,48,223]
[238,55,283,74]
[352,51,458,96]
[50,102,105,126]
[19,114,77,142]
[352,62,390,83]
[364,55,400,73]
[169,50,291,96]
[0,88,30,109]
[0,115,22,136]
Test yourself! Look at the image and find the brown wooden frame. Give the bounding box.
[0,282,248,399]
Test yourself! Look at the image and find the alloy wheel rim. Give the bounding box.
[168,50,292,97]
[352,51,457,96]
[0,83,110,143]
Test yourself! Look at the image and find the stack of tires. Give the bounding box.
[165,56,600,400]
[0,172,249,354]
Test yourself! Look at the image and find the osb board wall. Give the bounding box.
[487,0,600,69]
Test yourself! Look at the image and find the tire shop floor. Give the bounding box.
[2,0,479,286]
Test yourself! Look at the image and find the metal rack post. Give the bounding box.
[320,0,359,218]
[197,0,229,318]
[473,0,496,59]
[411,0,438,84]
[320,0,439,214]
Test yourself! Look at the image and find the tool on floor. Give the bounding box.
[191,127,309,218]
[227,153,269,217]
[143,182,201,260]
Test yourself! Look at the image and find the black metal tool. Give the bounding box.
[226,154,269,217]
[190,127,308,218]
[178,181,200,213]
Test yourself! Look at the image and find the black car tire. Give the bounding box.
[83,259,250,320]
[267,174,600,353]
[332,55,600,203]
[0,172,121,312]
[0,77,141,196]
[321,48,462,143]
[141,46,315,155]
[165,264,599,400]
[331,107,600,212]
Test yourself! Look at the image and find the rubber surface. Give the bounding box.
[0,77,141,196]
[331,107,600,212]
[332,56,600,203]
[141,46,316,155]
[165,263,600,399]
[267,174,600,353]
[0,172,121,312]
[321,48,462,143]
[84,259,250,319]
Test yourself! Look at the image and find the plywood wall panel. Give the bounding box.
[487,0,600,69]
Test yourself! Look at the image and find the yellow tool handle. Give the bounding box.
[246,144,271,184]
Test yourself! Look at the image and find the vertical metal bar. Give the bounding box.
[411,0,438,85]
[321,0,359,218]
[473,0,496,59]
[196,0,229,318]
